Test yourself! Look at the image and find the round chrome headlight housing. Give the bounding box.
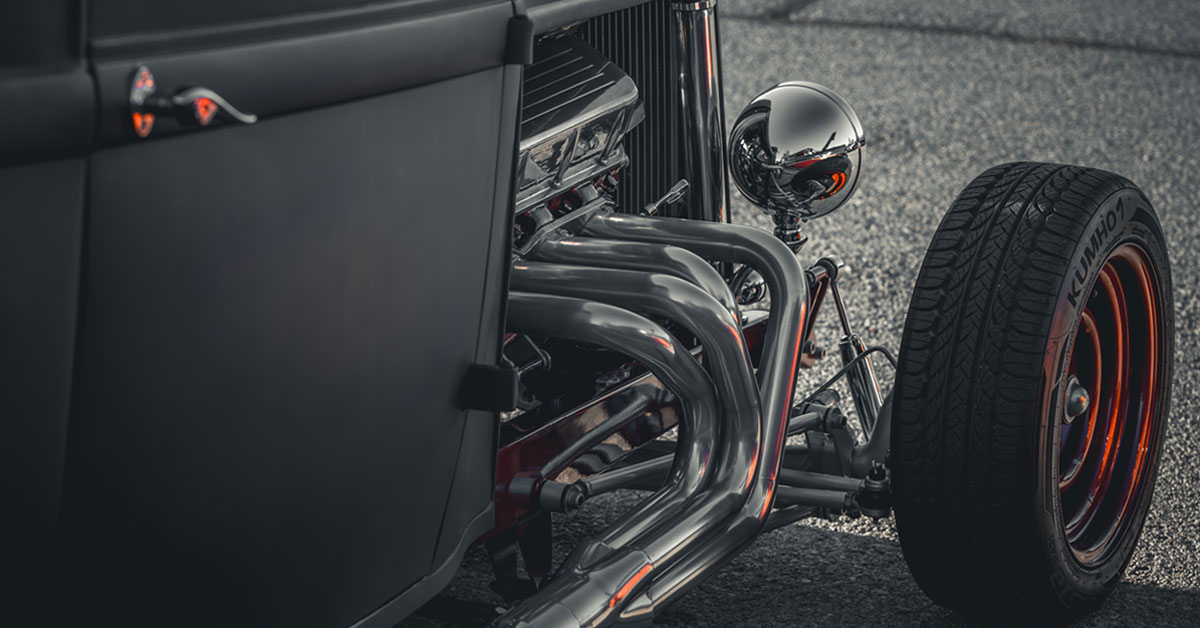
[728,82,864,221]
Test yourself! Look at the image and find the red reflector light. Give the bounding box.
[194,97,218,125]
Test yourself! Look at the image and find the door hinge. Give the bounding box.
[459,363,519,412]
[505,15,535,65]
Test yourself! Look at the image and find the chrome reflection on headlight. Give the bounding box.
[729,82,864,224]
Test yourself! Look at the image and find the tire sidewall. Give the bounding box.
[1034,187,1174,608]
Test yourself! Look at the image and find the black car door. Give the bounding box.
[1,1,518,626]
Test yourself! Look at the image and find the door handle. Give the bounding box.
[129,66,257,138]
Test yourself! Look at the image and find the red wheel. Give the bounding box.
[893,163,1174,623]
[1057,244,1166,566]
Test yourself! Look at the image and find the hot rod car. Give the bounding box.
[0,1,1174,627]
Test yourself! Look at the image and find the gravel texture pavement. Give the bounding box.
[403,1,1200,625]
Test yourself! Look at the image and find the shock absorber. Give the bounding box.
[817,256,885,437]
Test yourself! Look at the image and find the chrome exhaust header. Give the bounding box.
[579,212,807,622]
[504,291,721,627]
[508,260,758,559]
[506,260,762,626]
[500,211,808,626]
[529,237,739,319]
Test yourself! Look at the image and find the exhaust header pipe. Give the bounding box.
[531,236,740,318]
[504,292,721,627]
[579,212,807,621]
[505,260,762,625]
[500,211,808,626]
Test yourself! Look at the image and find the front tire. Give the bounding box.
[891,162,1174,623]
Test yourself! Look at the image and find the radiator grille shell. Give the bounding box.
[579,0,681,214]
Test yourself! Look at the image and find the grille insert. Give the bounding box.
[579,0,681,214]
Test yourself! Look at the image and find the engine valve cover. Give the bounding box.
[516,36,644,213]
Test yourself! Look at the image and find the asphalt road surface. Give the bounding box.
[403,1,1200,625]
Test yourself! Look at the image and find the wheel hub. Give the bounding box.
[1063,375,1090,423]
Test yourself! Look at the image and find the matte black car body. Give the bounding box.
[0,1,592,625]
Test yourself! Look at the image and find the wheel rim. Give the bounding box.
[1057,243,1163,566]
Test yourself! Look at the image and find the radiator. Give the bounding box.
[579,0,682,214]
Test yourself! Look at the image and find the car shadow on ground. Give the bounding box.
[651,524,1200,628]
[401,492,1200,627]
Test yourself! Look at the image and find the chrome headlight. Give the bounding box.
[729,82,864,221]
